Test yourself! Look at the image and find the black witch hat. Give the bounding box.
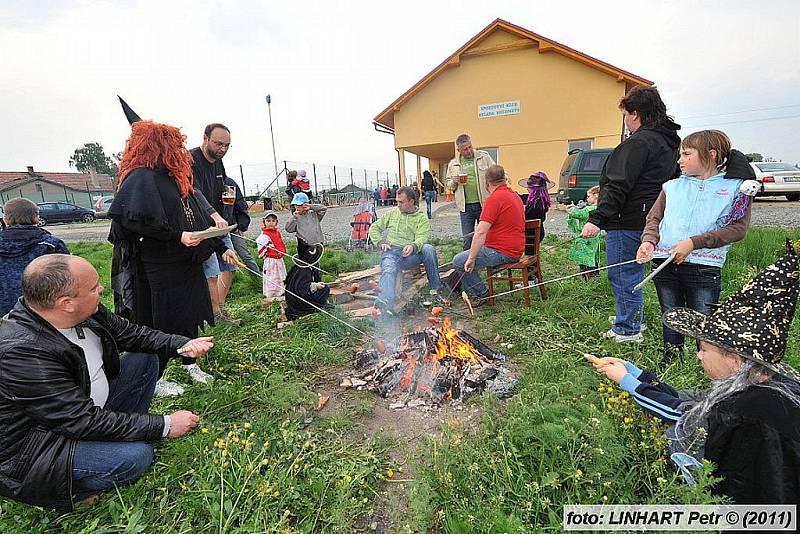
[663,240,800,381]
[117,95,142,125]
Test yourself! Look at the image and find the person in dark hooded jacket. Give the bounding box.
[581,85,681,343]
[284,245,330,320]
[0,198,69,316]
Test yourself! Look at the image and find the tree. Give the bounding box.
[745,152,763,162]
[69,142,118,177]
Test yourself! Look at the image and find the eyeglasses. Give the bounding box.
[210,140,231,149]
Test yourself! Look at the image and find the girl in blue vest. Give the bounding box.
[636,130,759,367]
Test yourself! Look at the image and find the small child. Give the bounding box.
[255,211,287,300]
[519,171,552,241]
[567,185,601,279]
[285,192,326,263]
[590,243,800,502]
[295,170,312,195]
[636,130,759,367]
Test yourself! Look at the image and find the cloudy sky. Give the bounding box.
[1,0,798,193]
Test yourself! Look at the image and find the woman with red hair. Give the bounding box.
[108,120,236,396]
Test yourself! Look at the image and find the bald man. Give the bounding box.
[0,254,213,511]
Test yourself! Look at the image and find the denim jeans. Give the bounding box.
[605,230,645,335]
[453,246,518,297]
[653,260,721,346]
[72,352,159,501]
[424,190,436,219]
[378,244,442,307]
[459,202,483,250]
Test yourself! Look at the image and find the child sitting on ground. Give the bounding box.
[285,192,327,265]
[590,242,800,504]
[255,210,287,301]
[636,130,759,367]
[567,185,601,279]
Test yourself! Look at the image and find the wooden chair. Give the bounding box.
[486,219,547,306]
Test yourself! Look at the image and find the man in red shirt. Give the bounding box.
[452,165,525,301]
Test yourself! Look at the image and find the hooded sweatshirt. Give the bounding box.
[589,119,681,231]
[0,225,69,316]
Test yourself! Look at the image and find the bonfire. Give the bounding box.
[344,318,516,408]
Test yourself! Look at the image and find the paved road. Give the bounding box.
[46,197,799,243]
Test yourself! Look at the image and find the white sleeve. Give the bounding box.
[255,234,272,258]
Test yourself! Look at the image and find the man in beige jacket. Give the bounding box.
[445,133,496,249]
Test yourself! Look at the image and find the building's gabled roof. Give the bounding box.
[373,18,653,131]
[0,169,114,192]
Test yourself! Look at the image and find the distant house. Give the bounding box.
[0,166,115,209]
[373,18,653,192]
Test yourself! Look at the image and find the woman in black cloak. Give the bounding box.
[108,120,236,395]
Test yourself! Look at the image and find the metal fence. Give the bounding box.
[236,160,419,209]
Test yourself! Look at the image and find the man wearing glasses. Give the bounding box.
[190,124,241,333]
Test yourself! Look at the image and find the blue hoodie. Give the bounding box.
[0,225,69,316]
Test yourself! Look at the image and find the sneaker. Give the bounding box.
[155,379,185,397]
[183,363,213,384]
[214,312,242,327]
[429,288,450,306]
[603,328,643,344]
[608,315,647,332]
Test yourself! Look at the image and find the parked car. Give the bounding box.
[37,202,96,226]
[749,161,800,201]
[94,196,115,218]
[556,148,613,204]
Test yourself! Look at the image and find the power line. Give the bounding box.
[679,103,800,120]
[681,113,800,129]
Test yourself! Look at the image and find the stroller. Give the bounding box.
[346,201,377,251]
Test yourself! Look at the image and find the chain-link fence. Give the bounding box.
[236,160,418,209]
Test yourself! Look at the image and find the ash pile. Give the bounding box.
[342,318,517,409]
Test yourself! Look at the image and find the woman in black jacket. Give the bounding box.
[581,85,681,342]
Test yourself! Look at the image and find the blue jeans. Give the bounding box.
[424,190,436,219]
[202,234,238,278]
[459,202,483,250]
[378,244,442,307]
[653,260,721,347]
[453,246,518,297]
[605,230,645,335]
[72,352,159,501]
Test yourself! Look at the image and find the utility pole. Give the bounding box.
[266,95,279,187]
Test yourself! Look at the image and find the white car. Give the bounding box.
[749,162,800,201]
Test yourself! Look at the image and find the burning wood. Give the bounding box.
[346,318,516,407]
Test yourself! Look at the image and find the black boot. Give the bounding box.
[659,343,685,369]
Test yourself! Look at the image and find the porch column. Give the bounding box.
[416,154,422,190]
[397,148,406,187]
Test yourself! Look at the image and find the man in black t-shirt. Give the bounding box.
[190,123,241,329]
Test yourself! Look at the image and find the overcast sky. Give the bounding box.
[1,0,798,193]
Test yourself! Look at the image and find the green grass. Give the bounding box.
[1,228,798,532]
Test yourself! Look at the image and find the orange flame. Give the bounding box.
[432,317,483,366]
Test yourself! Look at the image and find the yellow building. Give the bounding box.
[373,18,653,191]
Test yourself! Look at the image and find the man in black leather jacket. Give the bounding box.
[0,254,213,510]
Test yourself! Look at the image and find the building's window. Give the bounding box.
[35,183,43,193]
[481,147,499,163]
[568,139,593,152]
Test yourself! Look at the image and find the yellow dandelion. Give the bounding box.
[575,469,583,479]
[201,427,209,434]
[243,422,252,429]
[386,468,394,479]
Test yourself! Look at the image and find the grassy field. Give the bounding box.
[0,229,798,533]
